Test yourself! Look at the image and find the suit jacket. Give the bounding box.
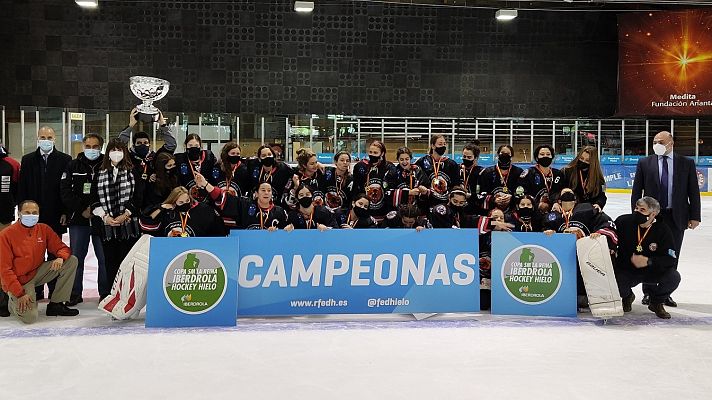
[631,153,701,231]
[17,147,72,234]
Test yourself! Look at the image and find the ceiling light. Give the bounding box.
[294,1,314,13]
[75,0,98,8]
[495,9,518,21]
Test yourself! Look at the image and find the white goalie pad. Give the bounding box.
[98,235,152,320]
[576,235,624,319]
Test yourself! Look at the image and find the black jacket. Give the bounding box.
[614,214,677,278]
[0,149,20,224]
[18,148,72,234]
[60,153,104,227]
[631,153,701,231]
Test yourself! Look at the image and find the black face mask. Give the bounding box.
[298,196,313,208]
[434,146,447,156]
[165,167,176,176]
[633,211,650,225]
[518,207,533,218]
[228,155,242,165]
[450,204,464,213]
[175,203,191,213]
[187,147,201,161]
[261,156,275,167]
[368,155,381,164]
[577,160,590,170]
[559,192,576,202]
[498,153,511,166]
[537,156,553,168]
[354,206,370,219]
[134,144,150,158]
[462,158,474,167]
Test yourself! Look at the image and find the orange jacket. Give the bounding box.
[0,221,72,298]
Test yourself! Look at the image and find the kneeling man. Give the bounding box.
[614,196,680,319]
[0,200,79,323]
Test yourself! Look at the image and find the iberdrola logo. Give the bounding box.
[163,250,227,314]
[502,245,562,305]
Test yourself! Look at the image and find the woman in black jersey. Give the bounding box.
[140,152,179,213]
[284,148,328,210]
[246,145,295,207]
[460,142,485,216]
[352,140,396,222]
[200,172,288,231]
[215,142,250,198]
[561,146,607,212]
[479,144,523,212]
[386,146,428,209]
[140,186,226,237]
[174,134,218,203]
[507,195,540,232]
[284,183,338,231]
[415,134,461,207]
[519,145,565,215]
[336,193,378,229]
[323,151,354,213]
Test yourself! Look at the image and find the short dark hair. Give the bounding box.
[534,144,555,161]
[19,200,39,211]
[133,131,150,145]
[463,142,481,158]
[83,133,104,146]
[497,144,514,154]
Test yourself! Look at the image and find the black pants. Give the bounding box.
[618,267,681,305]
[101,238,138,294]
[643,209,684,295]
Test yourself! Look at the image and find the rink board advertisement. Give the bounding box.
[230,229,480,315]
[491,232,577,318]
[146,238,239,328]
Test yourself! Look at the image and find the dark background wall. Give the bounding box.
[0,0,619,117]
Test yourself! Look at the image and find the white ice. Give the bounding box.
[1,193,711,399]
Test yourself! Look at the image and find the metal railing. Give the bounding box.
[1,106,710,165]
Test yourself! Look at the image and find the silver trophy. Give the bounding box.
[129,76,170,115]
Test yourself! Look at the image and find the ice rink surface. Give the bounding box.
[1,193,711,399]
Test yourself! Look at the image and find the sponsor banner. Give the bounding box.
[146,237,239,328]
[230,229,480,316]
[491,232,577,317]
[618,10,712,116]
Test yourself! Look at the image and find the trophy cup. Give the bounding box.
[129,76,170,123]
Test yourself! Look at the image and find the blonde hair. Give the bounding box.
[164,186,190,205]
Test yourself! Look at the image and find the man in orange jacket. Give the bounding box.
[0,200,79,323]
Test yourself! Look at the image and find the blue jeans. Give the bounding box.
[69,225,109,298]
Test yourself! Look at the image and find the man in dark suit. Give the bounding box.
[17,126,72,300]
[631,131,701,306]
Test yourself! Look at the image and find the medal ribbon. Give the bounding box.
[179,211,190,236]
[496,165,510,189]
[637,225,652,253]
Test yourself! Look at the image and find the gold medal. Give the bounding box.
[636,245,642,253]
[141,174,148,180]
[502,187,508,193]
[180,232,188,237]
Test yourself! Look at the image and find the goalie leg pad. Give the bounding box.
[98,235,151,320]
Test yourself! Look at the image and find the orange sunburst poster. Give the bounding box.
[617,10,712,116]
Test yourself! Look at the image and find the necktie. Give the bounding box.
[42,154,48,172]
[660,156,669,209]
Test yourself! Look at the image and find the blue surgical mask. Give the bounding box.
[20,214,39,227]
[38,139,54,153]
[84,149,101,161]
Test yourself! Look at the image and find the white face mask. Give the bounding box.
[653,143,668,156]
[109,151,124,163]
[38,139,54,152]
